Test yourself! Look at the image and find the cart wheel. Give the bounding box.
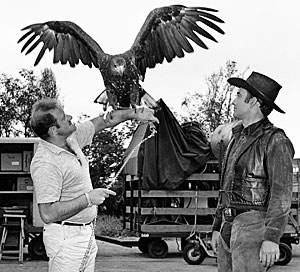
[275,243,292,266]
[138,237,153,254]
[280,239,292,250]
[183,243,207,265]
[286,243,292,250]
[28,235,47,260]
[148,239,168,258]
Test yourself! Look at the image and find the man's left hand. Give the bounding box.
[259,240,280,268]
[132,107,159,124]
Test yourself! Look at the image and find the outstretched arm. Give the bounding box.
[91,107,159,134]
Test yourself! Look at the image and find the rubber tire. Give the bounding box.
[182,243,207,265]
[275,243,292,266]
[280,239,292,250]
[148,239,168,258]
[138,237,153,254]
[28,235,48,260]
[286,243,292,250]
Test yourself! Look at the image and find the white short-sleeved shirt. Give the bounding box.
[30,121,97,223]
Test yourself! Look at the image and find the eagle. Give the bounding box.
[18,5,224,113]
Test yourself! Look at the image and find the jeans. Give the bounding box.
[218,210,268,272]
[43,223,98,272]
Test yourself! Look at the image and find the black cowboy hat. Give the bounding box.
[228,71,284,113]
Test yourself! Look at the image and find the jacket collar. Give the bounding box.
[232,118,272,138]
[221,118,273,186]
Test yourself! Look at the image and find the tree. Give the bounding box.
[38,68,58,98]
[0,68,59,137]
[0,74,20,136]
[84,129,125,186]
[82,120,137,216]
[180,60,247,135]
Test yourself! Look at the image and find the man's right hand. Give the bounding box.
[88,188,116,206]
[211,230,220,254]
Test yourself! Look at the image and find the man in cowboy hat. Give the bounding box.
[211,71,294,272]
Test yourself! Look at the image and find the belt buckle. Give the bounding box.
[224,208,232,216]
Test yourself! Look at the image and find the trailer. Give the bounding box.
[0,138,47,261]
[96,157,220,259]
[120,158,220,261]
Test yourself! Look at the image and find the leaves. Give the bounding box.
[0,68,59,137]
[180,60,243,136]
[83,122,136,186]
[82,121,136,216]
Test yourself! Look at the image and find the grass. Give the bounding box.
[95,214,123,237]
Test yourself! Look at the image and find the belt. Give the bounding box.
[54,221,92,226]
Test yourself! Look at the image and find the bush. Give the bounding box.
[95,215,123,237]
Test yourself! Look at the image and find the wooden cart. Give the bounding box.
[97,158,220,261]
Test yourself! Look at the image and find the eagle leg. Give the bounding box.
[103,88,118,122]
[130,84,141,112]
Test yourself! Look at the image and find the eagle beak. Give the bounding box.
[115,66,125,76]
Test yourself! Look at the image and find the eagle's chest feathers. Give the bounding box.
[102,59,139,92]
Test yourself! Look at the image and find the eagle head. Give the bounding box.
[110,56,126,76]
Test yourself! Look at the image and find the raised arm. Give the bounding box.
[90,107,159,134]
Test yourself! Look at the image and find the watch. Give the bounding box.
[84,192,93,208]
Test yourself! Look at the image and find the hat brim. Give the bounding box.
[228,78,285,113]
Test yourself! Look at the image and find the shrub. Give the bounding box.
[95,215,123,237]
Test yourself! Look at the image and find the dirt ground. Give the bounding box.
[0,238,299,272]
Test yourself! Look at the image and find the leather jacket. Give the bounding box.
[212,118,294,244]
[221,119,279,210]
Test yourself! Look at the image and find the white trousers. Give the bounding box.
[43,223,98,272]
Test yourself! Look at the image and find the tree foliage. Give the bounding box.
[0,68,59,137]
[84,128,125,186]
[82,121,137,216]
[180,60,246,135]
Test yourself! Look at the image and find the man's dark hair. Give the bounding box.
[30,98,61,140]
[245,91,273,117]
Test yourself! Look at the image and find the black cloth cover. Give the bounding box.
[137,99,212,190]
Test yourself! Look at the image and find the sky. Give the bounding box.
[1,0,300,157]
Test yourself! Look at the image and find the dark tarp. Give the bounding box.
[122,99,212,190]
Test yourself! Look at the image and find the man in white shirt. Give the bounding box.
[30,98,158,271]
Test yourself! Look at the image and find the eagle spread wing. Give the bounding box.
[131,5,225,80]
[18,21,104,68]
[18,5,224,110]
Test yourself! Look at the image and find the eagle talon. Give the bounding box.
[135,105,145,113]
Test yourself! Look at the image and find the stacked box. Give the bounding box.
[17,177,33,191]
[1,153,22,171]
